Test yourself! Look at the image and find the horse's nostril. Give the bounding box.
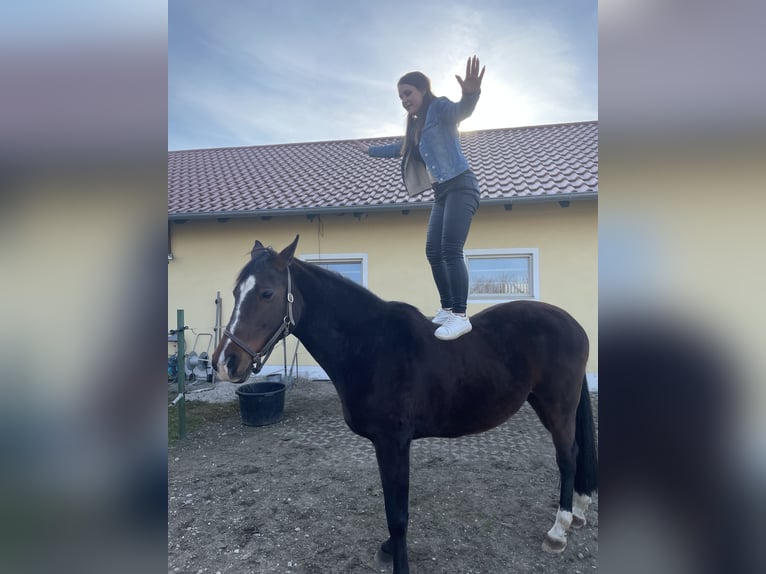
[226,354,238,374]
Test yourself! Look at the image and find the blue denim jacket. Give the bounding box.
[367,92,480,185]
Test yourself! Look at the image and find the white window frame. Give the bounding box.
[300,252,369,287]
[465,248,540,304]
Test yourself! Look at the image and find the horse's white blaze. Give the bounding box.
[217,275,256,380]
[573,493,591,522]
[546,508,573,543]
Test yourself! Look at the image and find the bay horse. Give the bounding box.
[212,235,597,574]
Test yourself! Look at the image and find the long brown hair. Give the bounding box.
[398,71,436,158]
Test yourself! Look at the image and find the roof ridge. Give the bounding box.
[168,120,599,154]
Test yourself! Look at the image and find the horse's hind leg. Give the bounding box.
[543,433,576,552]
[532,401,578,554]
[571,376,598,528]
[571,492,592,529]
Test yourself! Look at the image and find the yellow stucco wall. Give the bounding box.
[168,200,597,374]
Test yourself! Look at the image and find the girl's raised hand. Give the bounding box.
[455,55,485,94]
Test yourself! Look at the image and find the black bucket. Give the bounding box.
[235,382,286,427]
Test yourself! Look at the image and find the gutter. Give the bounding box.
[168,192,598,221]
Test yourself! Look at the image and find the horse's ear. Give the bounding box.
[251,239,265,259]
[276,235,299,269]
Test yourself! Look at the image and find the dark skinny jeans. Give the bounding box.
[425,170,480,314]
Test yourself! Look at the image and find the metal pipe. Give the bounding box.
[176,309,186,439]
[214,291,222,349]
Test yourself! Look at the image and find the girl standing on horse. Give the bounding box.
[354,55,486,340]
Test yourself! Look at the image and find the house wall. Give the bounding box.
[168,199,597,377]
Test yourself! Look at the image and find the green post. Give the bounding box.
[177,309,186,439]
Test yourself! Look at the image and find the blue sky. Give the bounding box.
[169,0,597,151]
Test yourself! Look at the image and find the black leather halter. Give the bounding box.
[223,267,296,374]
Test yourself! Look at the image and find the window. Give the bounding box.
[465,248,539,302]
[300,253,367,287]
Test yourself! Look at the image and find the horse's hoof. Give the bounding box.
[542,533,567,554]
[571,514,586,529]
[373,548,393,570]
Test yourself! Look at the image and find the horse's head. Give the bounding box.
[212,235,300,383]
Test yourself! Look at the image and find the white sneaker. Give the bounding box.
[431,308,453,325]
[434,314,472,340]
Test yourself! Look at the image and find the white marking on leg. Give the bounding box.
[217,275,256,380]
[546,508,573,544]
[573,493,591,524]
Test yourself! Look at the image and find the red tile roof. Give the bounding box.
[168,121,597,218]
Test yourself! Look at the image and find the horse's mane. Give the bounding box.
[293,257,386,305]
[236,246,385,305]
[235,245,427,327]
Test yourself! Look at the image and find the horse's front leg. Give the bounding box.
[372,436,412,574]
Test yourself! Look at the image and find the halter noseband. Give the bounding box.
[223,266,296,374]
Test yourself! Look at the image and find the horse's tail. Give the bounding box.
[574,375,598,495]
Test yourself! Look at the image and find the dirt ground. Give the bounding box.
[168,380,598,574]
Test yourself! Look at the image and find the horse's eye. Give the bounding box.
[262,289,274,300]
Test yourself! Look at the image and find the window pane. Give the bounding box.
[468,256,531,296]
[313,261,363,285]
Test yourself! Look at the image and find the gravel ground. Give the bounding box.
[168,380,598,573]
[177,372,294,404]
